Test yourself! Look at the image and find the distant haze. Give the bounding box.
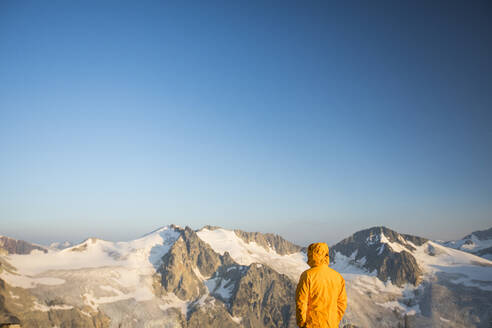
[1,1,491,247]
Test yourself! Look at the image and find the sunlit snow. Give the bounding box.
[0,226,181,311]
[197,228,309,280]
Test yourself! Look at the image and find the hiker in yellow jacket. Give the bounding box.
[296,242,347,328]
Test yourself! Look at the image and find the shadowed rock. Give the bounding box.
[233,230,303,256]
[230,264,297,328]
[463,227,492,241]
[0,277,110,328]
[202,226,303,256]
[0,236,47,254]
[332,226,424,286]
[0,278,21,326]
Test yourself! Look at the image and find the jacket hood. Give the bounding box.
[307,242,329,267]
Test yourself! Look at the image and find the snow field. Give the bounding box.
[196,228,309,280]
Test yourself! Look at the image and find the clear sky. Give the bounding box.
[1,1,491,246]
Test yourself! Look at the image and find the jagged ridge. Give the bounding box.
[0,236,47,255]
[331,226,426,286]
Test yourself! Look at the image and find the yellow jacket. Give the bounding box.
[296,243,347,328]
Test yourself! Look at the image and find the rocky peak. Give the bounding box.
[356,226,427,251]
[233,230,303,256]
[0,236,47,255]
[155,225,302,327]
[331,227,425,286]
[68,237,103,252]
[157,226,231,300]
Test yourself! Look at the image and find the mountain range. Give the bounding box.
[440,228,492,261]
[0,225,491,328]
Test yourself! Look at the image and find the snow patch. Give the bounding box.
[33,301,74,312]
[332,250,419,298]
[197,228,308,280]
[204,276,235,300]
[379,233,408,253]
[3,226,180,276]
[159,293,188,316]
[82,286,152,311]
[444,234,492,253]
[0,271,65,288]
[376,300,421,315]
[412,241,492,291]
[192,267,210,281]
[331,251,374,276]
[0,226,180,302]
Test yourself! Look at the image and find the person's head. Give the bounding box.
[307,242,329,267]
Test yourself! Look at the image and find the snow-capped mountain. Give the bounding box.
[0,225,491,327]
[330,226,492,327]
[442,227,492,261]
[48,241,73,251]
[331,226,428,286]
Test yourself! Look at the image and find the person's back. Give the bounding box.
[296,243,347,328]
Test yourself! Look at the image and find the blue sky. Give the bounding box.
[1,1,491,246]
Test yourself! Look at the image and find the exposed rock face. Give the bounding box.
[185,261,299,328]
[157,226,299,327]
[1,225,491,328]
[367,226,427,249]
[0,278,20,326]
[68,237,102,252]
[157,226,226,300]
[0,276,110,328]
[332,226,424,286]
[476,246,492,258]
[19,308,110,328]
[231,264,297,328]
[202,226,303,256]
[377,250,422,286]
[233,230,303,256]
[187,303,240,328]
[0,236,47,254]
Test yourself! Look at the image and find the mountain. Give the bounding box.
[155,226,300,327]
[442,227,492,260]
[330,226,492,327]
[48,241,73,251]
[331,226,427,286]
[0,225,491,327]
[0,236,47,255]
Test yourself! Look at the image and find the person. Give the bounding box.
[295,242,347,328]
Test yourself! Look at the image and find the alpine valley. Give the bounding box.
[0,225,491,328]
